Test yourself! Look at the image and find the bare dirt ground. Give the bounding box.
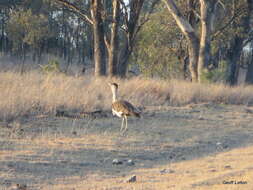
[1,103,253,190]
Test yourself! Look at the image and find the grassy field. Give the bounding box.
[1,71,253,120]
[1,71,253,189]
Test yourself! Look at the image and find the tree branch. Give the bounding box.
[118,0,129,31]
[53,0,93,25]
[135,0,160,39]
[162,0,196,36]
[104,35,110,52]
[211,6,246,40]
[217,0,226,11]
[243,31,253,47]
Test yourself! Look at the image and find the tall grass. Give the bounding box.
[1,71,253,120]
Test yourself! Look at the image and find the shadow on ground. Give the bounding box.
[1,104,253,189]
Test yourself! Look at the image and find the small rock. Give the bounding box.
[160,169,175,174]
[224,165,232,169]
[55,110,65,117]
[169,155,175,159]
[209,169,217,172]
[245,108,253,114]
[125,175,136,183]
[2,180,12,186]
[11,184,27,190]
[72,131,77,135]
[112,159,123,165]
[148,112,156,117]
[126,159,135,166]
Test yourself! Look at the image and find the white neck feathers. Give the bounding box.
[112,87,118,102]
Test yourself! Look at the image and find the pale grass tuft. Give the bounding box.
[1,71,253,120]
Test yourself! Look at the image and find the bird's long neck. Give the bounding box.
[112,87,118,103]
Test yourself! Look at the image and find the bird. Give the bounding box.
[108,82,140,134]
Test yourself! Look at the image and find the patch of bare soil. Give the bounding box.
[1,104,253,190]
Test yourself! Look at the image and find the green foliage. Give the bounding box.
[0,0,250,83]
[132,4,185,79]
[6,9,49,51]
[212,0,250,49]
[40,59,60,74]
[201,61,228,83]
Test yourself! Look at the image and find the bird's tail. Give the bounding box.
[133,112,141,118]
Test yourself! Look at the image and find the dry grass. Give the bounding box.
[22,140,253,190]
[11,123,249,190]
[1,100,253,189]
[105,145,253,190]
[1,71,253,120]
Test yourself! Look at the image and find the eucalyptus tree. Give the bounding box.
[53,0,157,77]
[224,0,253,85]
[162,0,253,83]
[6,8,49,72]
[53,0,106,76]
[162,0,219,82]
[0,0,23,54]
[207,0,253,84]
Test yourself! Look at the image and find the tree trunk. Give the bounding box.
[118,0,145,77]
[20,43,26,75]
[108,0,120,77]
[91,0,106,76]
[246,55,253,84]
[54,0,146,78]
[1,10,5,53]
[118,42,131,77]
[227,0,252,85]
[244,0,253,84]
[188,34,199,82]
[226,37,243,85]
[197,0,217,82]
[163,0,199,81]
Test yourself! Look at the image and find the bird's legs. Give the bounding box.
[120,117,125,132]
[122,116,128,133]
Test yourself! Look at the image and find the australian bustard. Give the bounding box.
[108,82,140,133]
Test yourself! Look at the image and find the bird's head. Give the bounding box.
[108,82,118,102]
[108,82,118,90]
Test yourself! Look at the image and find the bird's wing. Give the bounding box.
[112,100,139,115]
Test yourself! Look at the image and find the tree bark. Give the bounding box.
[118,42,131,77]
[118,0,145,77]
[226,37,243,85]
[55,0,107,77]
[54,0,148,78]
[91,0,106,76]
[188,34,199,82]
[198,0,217,82]
[246,55,253,83]
[227,0,252,85]
[163,0,199,81]
[244,0,253,84]
[108,0,120,77]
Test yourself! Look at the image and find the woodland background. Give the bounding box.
[0,0,252,84]
[1,2,253,189]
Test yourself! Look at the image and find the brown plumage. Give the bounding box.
[108,82,140,133]
[112,100,140,118]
